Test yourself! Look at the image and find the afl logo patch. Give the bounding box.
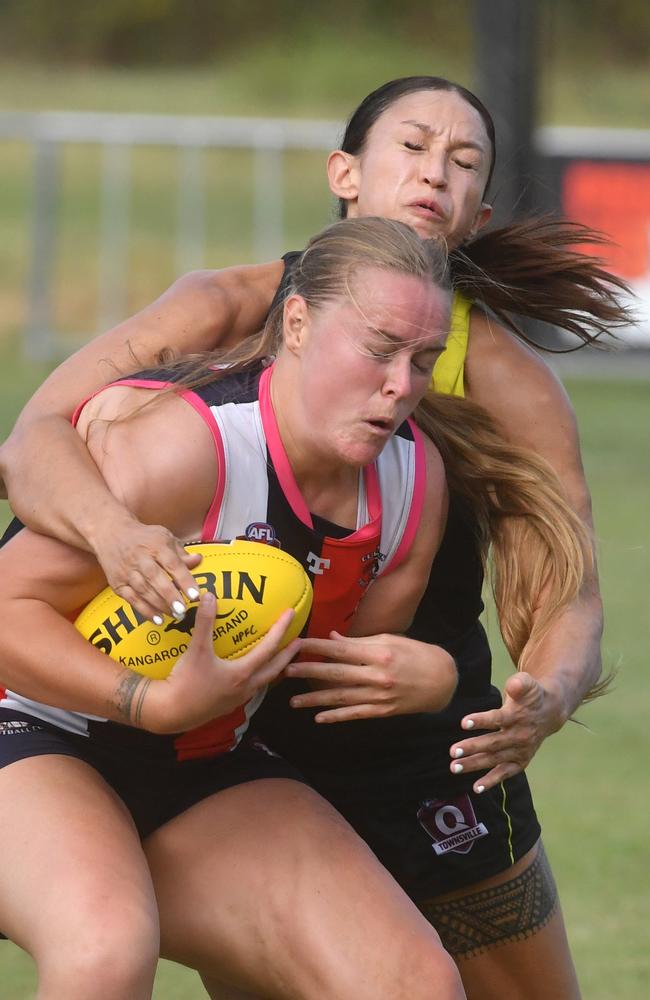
[241,522,281,547]
[417,794,488,856]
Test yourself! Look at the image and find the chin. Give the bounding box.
[340,442,384,467]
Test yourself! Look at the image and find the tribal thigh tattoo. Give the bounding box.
[418,845,558,958]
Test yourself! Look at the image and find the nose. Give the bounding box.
[382,356,413,401]
[420,149,447,188]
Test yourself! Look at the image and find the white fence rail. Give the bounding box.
[1,112,648,358]
[0,111,341,360]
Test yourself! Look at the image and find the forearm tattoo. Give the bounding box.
[418,844,558,959]
[113,671,151,727]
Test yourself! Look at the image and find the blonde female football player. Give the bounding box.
[0,77,630,999]
[0,218,470,1000]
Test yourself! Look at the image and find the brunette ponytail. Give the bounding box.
[451,216,636,349]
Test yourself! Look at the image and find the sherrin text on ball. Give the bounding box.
[75,540,313,678]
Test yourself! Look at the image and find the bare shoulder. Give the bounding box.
[465,308,578,446]
[465,307,591,515]
[77,385,217,539]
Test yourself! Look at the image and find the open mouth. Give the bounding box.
[366,418,393,433]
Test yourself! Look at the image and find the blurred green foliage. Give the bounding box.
[0,0,469,64]
[1,1,648,66]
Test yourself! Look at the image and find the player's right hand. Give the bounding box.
[145,593,299,734]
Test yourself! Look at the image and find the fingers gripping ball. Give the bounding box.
[75,540,313,678]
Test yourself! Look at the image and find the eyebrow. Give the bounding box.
[370,328,446,354]
[400,120,487,154]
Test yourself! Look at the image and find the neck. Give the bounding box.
[269,361,359,525]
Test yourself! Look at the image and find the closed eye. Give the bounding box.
[412,349,442,374]
[404,141,425,152]
[368,347,392,361]
[412,357,437,374]
[453,157,479,171]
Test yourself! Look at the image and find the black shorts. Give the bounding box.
[253,621,541,901]
[0,708,304,841]
[298,762,540,901]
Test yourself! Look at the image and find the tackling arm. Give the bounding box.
[449,310,604,790]
[0,262,282,612]
[0,385,296,733]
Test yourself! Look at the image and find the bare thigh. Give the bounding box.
[419,840,581,1000]
[145,778,465,1000]
[0,755,159,998]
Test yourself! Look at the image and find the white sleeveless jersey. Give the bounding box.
[1,363,426,760]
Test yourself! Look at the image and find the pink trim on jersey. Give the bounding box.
[364,461,381,521]
[382,418,426,575]
[176,390,225,541]
[73,377,224,543]
[258,366,313,526]
[72,377,176,427]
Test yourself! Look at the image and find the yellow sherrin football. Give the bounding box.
[74,540,313,679]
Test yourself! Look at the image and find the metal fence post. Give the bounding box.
[98,143,131,332]
[26,139,60,361]
[176,145,206,274]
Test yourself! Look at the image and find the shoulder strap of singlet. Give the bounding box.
[430,290,473,399]
[377,419,426,576]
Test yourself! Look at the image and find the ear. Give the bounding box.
[467,202,492,240]
[327,149,361,212]
[282,294,310,355]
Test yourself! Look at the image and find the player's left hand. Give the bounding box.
[286,632,457,721]
[448,671,563,793]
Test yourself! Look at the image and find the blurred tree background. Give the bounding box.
[1,0,649,67]
[0,1,647,126]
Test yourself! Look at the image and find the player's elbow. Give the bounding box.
[0,425,23,492]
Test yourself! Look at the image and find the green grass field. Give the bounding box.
[0,369,648,997]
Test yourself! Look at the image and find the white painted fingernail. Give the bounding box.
[172,600,186,617]
[453,748,464,759]
[464,719,475,729]
[152,615,164,626]
[187,587,200,601]
[452,763,464,774]
[476,784,486,794]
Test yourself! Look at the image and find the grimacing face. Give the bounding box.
[283,265,450,470]
[329,90,493,249]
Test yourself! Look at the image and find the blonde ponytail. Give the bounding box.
[414,391,605,702]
